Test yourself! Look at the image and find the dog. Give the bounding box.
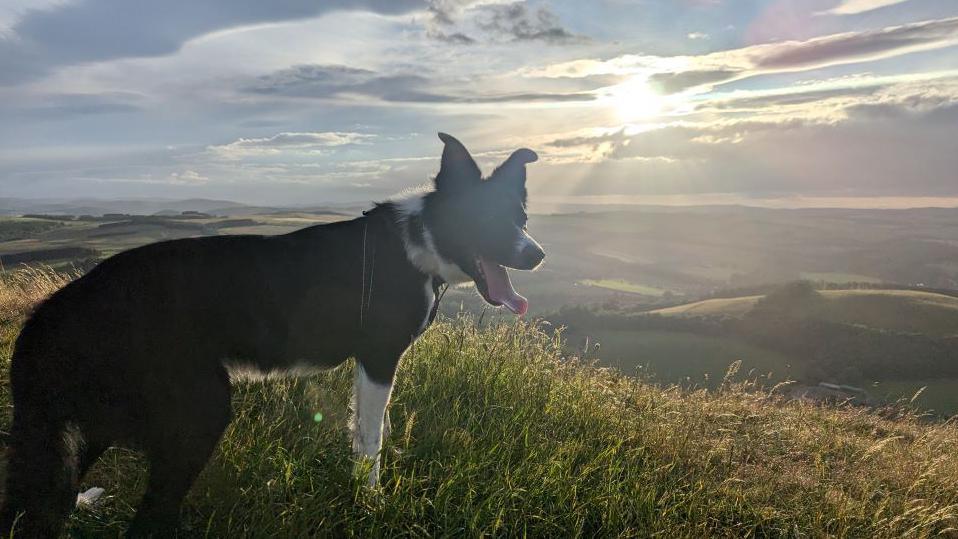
[0,133,545,537]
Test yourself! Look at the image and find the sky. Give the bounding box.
[1,0,957,210]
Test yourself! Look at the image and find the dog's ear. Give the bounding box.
[436,132,481,192]
[489,148,538,202]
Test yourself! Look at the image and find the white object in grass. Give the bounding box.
[76,487,105,507]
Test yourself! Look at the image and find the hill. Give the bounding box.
[556,284,958,415]
[651,288,958,336]
[2,271,958,536]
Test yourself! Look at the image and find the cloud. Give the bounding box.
[205,131,374,158]
[754,17,958,70]
[427,29,477,44]
[648,69,741,94]
[687,32,710,40]
[819,0,911,16]
[422,0,585,45]
[246,63,596,103]
[477,2,586,44]
[168,170,209,185]
[0,0,426,84]
[529,17,958,94]
[5,92,144,119]
[421,0,482,43]
[700,85,882,112]
[541,78,958,197]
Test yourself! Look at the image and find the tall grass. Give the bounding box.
[0,264,76,325]
[0,272,957,536]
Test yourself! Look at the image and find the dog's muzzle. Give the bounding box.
[509,234,545,271]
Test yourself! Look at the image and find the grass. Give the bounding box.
[2,270,958,536]
[579,279,668,297]
[0,265,77,326]
[564,329,800,387]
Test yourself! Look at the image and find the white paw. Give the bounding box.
[76,487,105,507]
[353,456,381,488]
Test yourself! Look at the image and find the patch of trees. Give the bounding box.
[20,214,76,222]
[209,219,259,229]
[95,217,210,233]
[0,220,64,241]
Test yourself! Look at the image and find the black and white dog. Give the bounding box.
[0,133,545,537]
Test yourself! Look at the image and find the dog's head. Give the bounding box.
[421,132,545,315]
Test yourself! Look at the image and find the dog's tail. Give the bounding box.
[0,403,82,537]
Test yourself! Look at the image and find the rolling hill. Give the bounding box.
[650,289,958,337]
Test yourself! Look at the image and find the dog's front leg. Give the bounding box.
[350,361,394,487]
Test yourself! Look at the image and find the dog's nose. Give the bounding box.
[518,243,545,270]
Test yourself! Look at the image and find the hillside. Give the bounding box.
[2,272,958,536]
[651,289,958,336]
[556,284,958,415]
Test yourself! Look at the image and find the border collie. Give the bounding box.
[0,133,545,537]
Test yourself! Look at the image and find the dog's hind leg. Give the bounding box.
[0,417,81,538]
[350,358,397,487]
[126,376,231,538]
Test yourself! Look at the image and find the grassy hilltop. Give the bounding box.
[2,270,958,537]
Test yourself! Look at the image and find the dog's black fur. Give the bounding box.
[0,133,544,537]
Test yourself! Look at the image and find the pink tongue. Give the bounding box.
[479,258,528,315]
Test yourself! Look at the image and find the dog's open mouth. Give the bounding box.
[475,257,528,315]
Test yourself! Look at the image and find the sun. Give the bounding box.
[607,76,666,121]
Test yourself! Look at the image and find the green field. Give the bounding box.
[650,295,762,317]
[578,279,669,297]
[651,289,958,336]
[566,329,800,387]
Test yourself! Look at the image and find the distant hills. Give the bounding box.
[0,197,252,217]
[0,197,365,217]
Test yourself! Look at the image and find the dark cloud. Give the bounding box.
[423,0,482,44]
[641,16,958,94]
[427,0,476,26]
[755,17,958,69]
[246,64,595,103]
[422,0,585,45]
[702,86,882,112]
[427,30,477,44]
[477,2,585,44]
[0,0,426,84]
